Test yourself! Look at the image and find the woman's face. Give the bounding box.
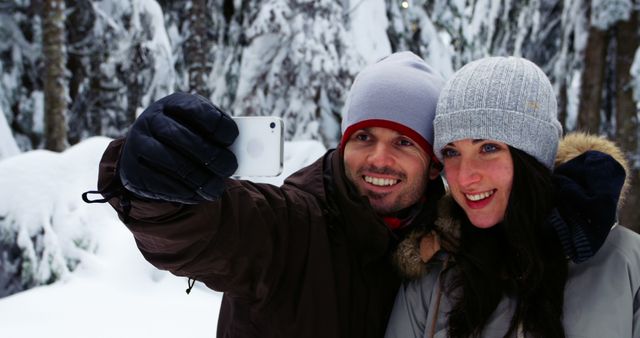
[441,139,514,228]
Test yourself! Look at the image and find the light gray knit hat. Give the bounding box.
[341,51,445,164]
[434,56,562,169]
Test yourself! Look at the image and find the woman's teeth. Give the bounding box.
[364,176,398,187]
[465,190,494,201]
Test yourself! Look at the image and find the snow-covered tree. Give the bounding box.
[0,1,44,151]
[1,0,639,237]
[229,0,362,147]
[87,0,174,134]
[0,106,20,160]
[66,0,100,145]
[184,0,212,96]
[2,0,174,149]
[385,0,455,78]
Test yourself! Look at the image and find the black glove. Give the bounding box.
[548,150,626,263]
[119,92,239,204]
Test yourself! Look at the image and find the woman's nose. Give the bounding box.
[457,155,482,187]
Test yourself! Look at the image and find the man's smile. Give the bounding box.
[363,175,399,187]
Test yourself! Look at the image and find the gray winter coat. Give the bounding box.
[385,225,640,338]
[385,133,640,338]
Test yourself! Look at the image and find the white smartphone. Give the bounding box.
[229,116,284,177]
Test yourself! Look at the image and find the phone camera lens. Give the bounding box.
[270,122,276,129]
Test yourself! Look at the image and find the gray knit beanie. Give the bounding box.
[434,56,562,169]
[341,51,445,163]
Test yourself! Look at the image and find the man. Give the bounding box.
[90,52,445,337]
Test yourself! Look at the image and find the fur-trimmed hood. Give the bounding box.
[395,132,631,280]
[554,132,631,206]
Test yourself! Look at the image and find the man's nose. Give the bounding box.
[368,142,395,168]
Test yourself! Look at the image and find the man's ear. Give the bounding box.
[428,160,441,180]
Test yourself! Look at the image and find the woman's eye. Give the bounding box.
[481,143,499,153]
[441,148,459,158]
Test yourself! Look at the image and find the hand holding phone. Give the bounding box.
[230,117,284,177]
[119,92,238,203]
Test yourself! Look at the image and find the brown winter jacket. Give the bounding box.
[97,138,440,338]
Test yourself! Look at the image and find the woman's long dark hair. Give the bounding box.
[446,147,568,338]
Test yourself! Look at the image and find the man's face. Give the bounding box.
[343,127,438,216]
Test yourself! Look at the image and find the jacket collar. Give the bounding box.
[285,149,429,264]
[327,148,393,264]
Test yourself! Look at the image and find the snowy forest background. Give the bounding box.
[1,0,640,318]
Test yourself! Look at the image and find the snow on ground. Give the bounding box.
[0,136,326,338]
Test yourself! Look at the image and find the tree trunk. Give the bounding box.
[557,80,568,131]
[614,9,640,232]
[577,26,608,133]
[125,45,145,124]
[66,0,96,145]
[42,0,67,151]
[185,0,211,97]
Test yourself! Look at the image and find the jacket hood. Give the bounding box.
[554,132,631,206]
[395,132,630,279]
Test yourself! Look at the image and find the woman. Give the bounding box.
[385,56,640,338]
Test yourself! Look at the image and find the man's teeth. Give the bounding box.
[465,190,494,201]
[364,176,398,187]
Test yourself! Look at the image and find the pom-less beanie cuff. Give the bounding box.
[433,56,562,170]
[340,51,445,166]
[434,108,562,168]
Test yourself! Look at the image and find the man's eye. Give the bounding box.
[398,139,413,146]
[355,133,369,141]
[481,143,499,153]
[441,148,459,158]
